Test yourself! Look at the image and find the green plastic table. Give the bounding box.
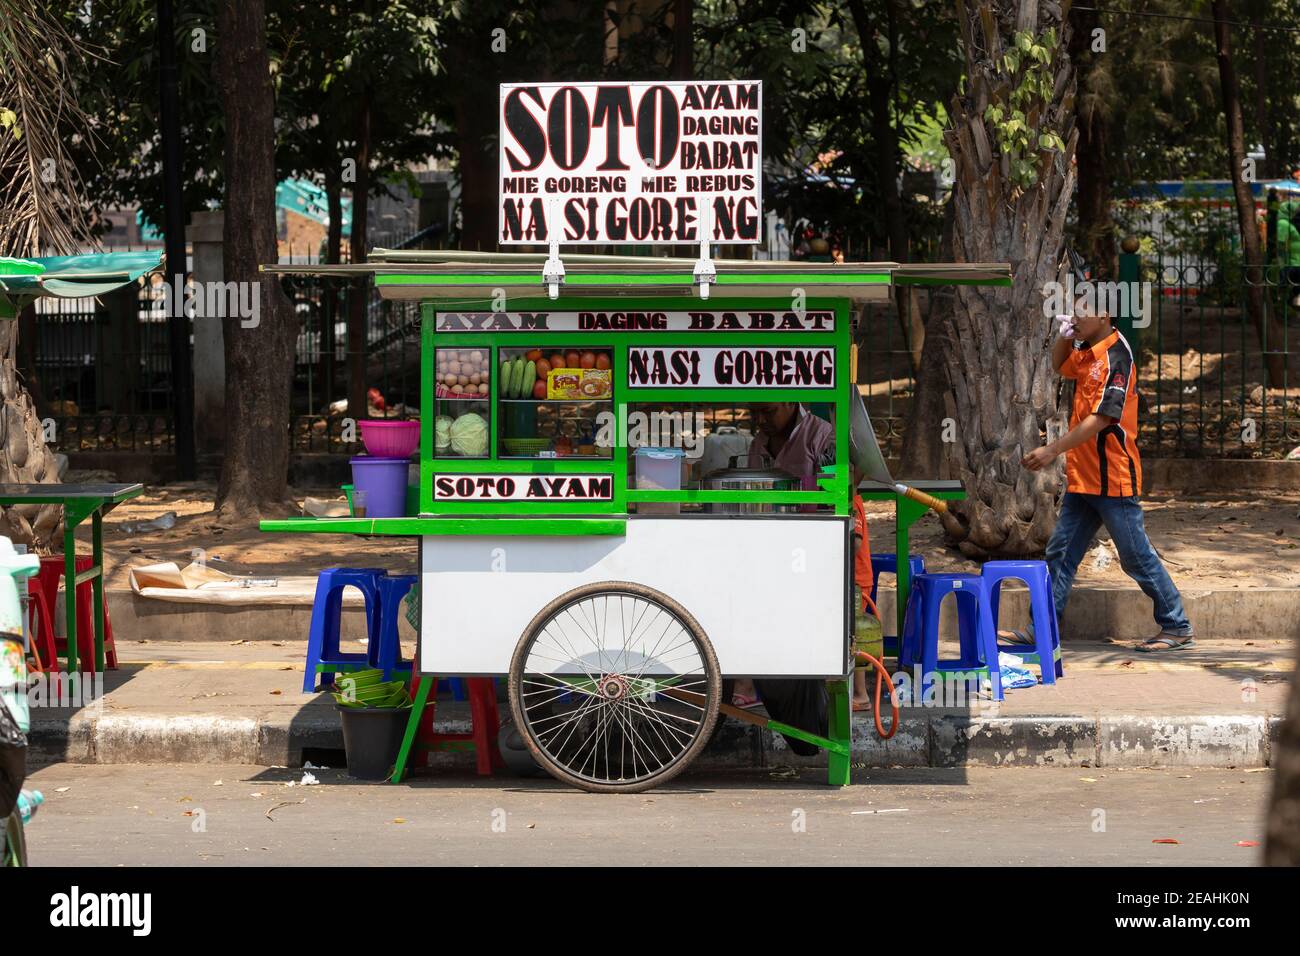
[0,483,143,679]
[857,479,966,641]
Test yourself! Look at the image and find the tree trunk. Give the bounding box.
[900,198,956,479]
[0,313,64,550]
[1068,3,1116,279]
[212,0,297,521]
[322,168,342,403]
[1212,0,1287,389]
[1266,639,1300,864]
[934,0,1077,557]
[454,94,498,252]
[347,93,372,423]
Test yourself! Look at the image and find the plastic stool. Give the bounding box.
[409,675,502,776]
[438,678,468,701]
[373,575,418,680]
[900,572,1003,701]
[26,585,57,673]
[868,553,926,611]
[982,560,1063,684]
[36,555,117,673]
[304,568,387,692]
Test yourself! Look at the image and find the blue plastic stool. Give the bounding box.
[440,679,468,701]
[869,553,925,656]
[982,560,1063,684]
[868,553,926,611]
[303,568,387,692]
[373,574,418,680]
[900,572,1003,701]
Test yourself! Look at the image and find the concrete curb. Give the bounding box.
[28,710,1283,771]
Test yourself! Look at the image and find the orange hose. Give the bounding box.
[853,592,899,739]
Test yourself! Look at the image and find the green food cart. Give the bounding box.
[262,249,1009,792]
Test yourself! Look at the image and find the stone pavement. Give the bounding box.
[24,638,1296,771]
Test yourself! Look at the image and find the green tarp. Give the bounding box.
[0,251,164,316]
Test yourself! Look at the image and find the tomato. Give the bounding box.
[579,351,597,369]
[595,353,611,371]
[532,380,548,399]
[535,358,552,378]
[548,354,565,369]
[526,349,542,362]
[565,351,581,368]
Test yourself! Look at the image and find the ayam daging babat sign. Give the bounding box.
[499,81,762,245]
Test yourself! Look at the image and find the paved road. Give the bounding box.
[24,762,1273,866]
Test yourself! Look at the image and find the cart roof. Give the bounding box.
[263,250,1010,303]
[1,251,164,306]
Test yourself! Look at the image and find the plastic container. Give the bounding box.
[635,446,685,515]
[358,420,419,458]
[337,704,409,780]
[349,456,410,518]
[343,484,418,517]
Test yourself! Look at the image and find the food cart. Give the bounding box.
[262,250,1009,792]
[262,78,1009,792]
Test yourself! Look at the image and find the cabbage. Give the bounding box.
[449,412,488,456]
[434,415,453,451]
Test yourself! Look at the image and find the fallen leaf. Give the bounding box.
[1152,838,1180,845]
[392,817,406,824]
[1079,777,1098,783]
[54,787,71,793]
[269,690,282,695]
[1235,841,1259,847]
[229,640,247,646]
[1244,767,1269,773]
[212,780,223,786]
[526,823,536,829]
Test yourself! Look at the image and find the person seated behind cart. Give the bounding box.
[730,403,835,714]
[745,402,834,485]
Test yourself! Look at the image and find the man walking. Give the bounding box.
[1020,301,1195,651]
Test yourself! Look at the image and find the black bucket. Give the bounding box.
[337,705,409,780]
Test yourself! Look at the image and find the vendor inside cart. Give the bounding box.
[746,402,835,485]
[730,402,835,712]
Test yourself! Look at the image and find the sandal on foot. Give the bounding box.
[1136,633,1196,653]
[731,693,762,709]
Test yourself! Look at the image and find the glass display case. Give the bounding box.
[432,348,491,458]
[497,346,613,459]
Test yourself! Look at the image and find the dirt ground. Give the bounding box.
[59,479,1300,591]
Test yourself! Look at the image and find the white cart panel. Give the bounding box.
[420,516,850,677]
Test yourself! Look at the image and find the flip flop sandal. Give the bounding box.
[852,701,874,713]
[999,628,1036,646]
[731,693,762,709]
[1135,635,1197,653]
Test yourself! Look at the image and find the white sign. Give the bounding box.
[434,474,613,501]
[499,81,762,245]
[627,347,835,389]
[434,310,834,333]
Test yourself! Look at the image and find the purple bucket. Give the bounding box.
[350,456,409,518]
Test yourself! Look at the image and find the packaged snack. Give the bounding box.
[546,368,584,399]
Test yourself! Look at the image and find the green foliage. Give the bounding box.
[982,28,1064,189]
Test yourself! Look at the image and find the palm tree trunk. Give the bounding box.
[933,0,1077,557]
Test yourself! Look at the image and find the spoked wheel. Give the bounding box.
[509,581,720,793]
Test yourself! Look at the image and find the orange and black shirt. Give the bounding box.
[1059,330,1142,497]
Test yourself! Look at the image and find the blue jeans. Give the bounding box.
[1045,493,1193,636]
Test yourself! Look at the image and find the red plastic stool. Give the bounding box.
[26,585,58,672]
[408,675,503,776]
[36,555,118,673]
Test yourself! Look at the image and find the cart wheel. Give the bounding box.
[509,581,720,794]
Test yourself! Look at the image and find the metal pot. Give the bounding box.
[701,456,799,513]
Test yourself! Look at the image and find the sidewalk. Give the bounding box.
[26,638,1295,772]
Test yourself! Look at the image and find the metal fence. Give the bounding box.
[854,199,1300,461]
[28,210,1300,464]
